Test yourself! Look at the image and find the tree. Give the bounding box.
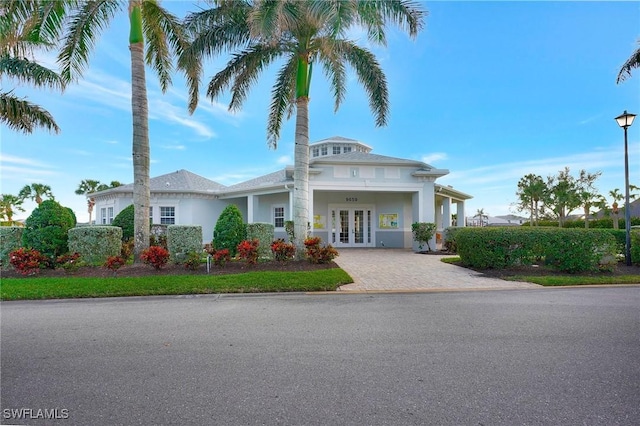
[473,208,487,227]
[75,179,122,224]
[213,204,246,256]
[0,194,25,224]
[542,167,582,228]
[57,0,189,262]
[0,0,66,134]
[617,40,640,83]
[22,199,76,264]
[181,0,425,255]
[19,183,54,205]
[516,174,546,226]
[575,169,602,229]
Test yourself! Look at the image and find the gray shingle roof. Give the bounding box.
[93,169,225,196]
[311,151,430,168]
[222,169,292,192]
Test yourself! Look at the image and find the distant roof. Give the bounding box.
[222,169,292,194]
[91,169,225,196]
[311,151,430,168]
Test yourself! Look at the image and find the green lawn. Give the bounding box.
[0,269,353,301]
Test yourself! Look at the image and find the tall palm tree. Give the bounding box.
[617,40,640,83]
[19,182,54,204]
[516,173,546,226]
[474,208,487,227]
[75,179,104,225]
[0,0,67,134]
[0,194,25,225]
[57,0,189,261]
[181,0,425,253]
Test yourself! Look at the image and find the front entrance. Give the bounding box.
[329,206,374,247]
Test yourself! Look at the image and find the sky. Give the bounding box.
[1,0,640,224]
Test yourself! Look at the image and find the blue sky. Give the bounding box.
[2,0,639,223]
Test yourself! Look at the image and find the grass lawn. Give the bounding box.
[0,269,353,301]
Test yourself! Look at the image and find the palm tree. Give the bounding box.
[57,0,189,261]
[0,194,25,225]
[0,0,67,134]
[474,208,487,227]
[576,169,602,229]
[19,183,54,205]
[516,174,546,226]
[617,40,640,83]
[181,0,425,253]
[75,179,104,225]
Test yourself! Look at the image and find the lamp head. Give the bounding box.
[615,110,636,129]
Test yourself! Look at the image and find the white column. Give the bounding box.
[456,201,465,227]
[442,197,451,228]
[308,188,314,237]
[247,195,255,223]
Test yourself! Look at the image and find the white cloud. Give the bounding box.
[276,155,292,165]
[162,144,187,151]
[421,152,448,164]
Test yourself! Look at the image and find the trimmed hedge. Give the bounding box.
[213,204,246,256]
[522,218,640,228]
[456,227,618,273]
[632,231,640,265]
[22,200,76,263]
[68,226,122,265]
[246,223,275,259]
[0,226,23,269]
[167,225,203,263]
[112,204,134,241]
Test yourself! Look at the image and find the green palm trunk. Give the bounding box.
[129,1,150,261]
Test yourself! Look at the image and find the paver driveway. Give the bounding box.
[333,248,541,291]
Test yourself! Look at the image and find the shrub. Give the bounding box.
[237,239,259,264]
[213,204,246,256]
[630,231,640,265]
[103,255,126,271]
[0,226,23,269]
[285,220,295,242]
[140,246,170,270]
[112,204,134,241]
[183,251,203,270]
[212,248,231,267]
[68,226,122,265]
[9,248,46,275]
[56,252,82,273]
[149,234,168,249]
[411,222,437,252]
[22,200,76,265]
[271,239,296,261]
[246,223,274,259]
[167,225,203,264]
[121,239,135,261]
[304,237,338,264]
[443,227,462,253]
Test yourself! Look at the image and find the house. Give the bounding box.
[90,136,472,249]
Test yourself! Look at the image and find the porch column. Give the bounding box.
[456,200,465,227]
[442,197,451,228]
[247,194,255,223]
[418,180,436,251]
[308,189,314,237]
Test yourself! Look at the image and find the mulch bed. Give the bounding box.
[1,260,339,279]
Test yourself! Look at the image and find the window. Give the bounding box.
[274,206,285,228]
[107,207,114,224]
[312,147,319,157]
[333,146,341,155]
[149,206,153,224]
[321,146,328,156]
[160,206,175,224]
[343,146,352,153]
[100,208,106,225]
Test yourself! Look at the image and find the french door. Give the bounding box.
[330,206,373,247]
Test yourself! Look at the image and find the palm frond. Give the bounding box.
[266,55,297,148]
[142,0,188,93]
[617,42,640,83]
[58,0,121,84]
[315,37,346,112]
[356,0,425,45]
[0,91,60,134]
[336,40,389,127]
[0,54,63,90]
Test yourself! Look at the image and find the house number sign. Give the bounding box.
[345,197,358,202]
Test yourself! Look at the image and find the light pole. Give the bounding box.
[615,110,636,266]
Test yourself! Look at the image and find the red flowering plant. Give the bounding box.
[270,239,296,262]
[237,239,260,265]
[9,248,46,276]
[304,237,338,264]
[213,248,231,267]
[104,255,127,272]
[140,246,170,270]
[56,252,82,273]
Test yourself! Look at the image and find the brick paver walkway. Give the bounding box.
[333,249,541,292]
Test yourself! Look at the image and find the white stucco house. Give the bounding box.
[90,136,472,249]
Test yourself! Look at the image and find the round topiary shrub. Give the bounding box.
[213,204,246,256]
[112,204,134,241]
[22,200,76,264]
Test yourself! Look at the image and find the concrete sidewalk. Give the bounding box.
[333,249,541,292]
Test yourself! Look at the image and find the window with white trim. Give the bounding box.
[100,208,107,225]
[160,206,175,224]
[107,207,114,224]
[149,206,153,224]
[312,147,319,157]
[333,146,341,155]
[343,146,352,153]
[274,206,285,228]
[321,146,328,156]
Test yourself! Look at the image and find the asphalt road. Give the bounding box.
[2,287,639,425]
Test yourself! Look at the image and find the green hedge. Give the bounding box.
[22,200,76,262]
[68,226,122,265]
[456,227,618,273]
[0,226,23,269]
[246,223,275,259]
[522,218,640,228]
[632,231,640,265]
[167,225,203,263]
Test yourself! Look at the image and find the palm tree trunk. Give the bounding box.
[130,1,150,262]
[293,96,310,258]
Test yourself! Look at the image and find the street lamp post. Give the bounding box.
[615,110,636,266]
